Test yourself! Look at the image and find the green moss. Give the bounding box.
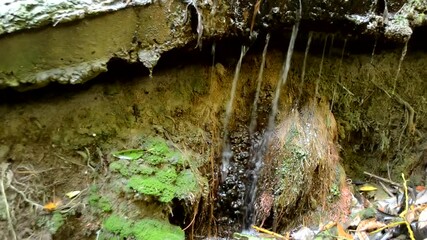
[89,195,112,212]
[145,138,172,156]
[155,167,177,184]
[132,219,184,240]
[109,160,130,176]
[103,215,184,240]
[110,137,203,203]
[103,215,132,235]
[48,212,65,234]
[128,175,175,202]
[175,169,199,198]
[88,185,113,212]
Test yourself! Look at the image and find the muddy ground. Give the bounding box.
[0,32,426,239]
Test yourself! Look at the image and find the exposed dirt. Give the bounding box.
[0,33,426,239]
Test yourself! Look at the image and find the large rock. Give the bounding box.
[0,0,426,90]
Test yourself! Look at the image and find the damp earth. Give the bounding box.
[0,31,427,240]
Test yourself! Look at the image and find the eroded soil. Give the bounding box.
[0,34,426,239]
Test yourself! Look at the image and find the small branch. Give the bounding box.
[8,185,43,210]
[252,225,285,239]
[1,163,17,240]
[400,173,415,240]
[363,171,402,188]
[379,181,394,197]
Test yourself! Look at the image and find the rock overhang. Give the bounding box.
[0,0,425,90]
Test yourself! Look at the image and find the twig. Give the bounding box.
[54,153,85,167]
[363,171,403,188]
[252,225,285,239]
[8,185,43,210]
[183,205,198,231]
[400,173,415,240]
[379,181,394,197]
[1,163,17,240]
[370,174,415,240]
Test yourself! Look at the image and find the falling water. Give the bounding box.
[392,38,409,94]
[371,36,378,64]
[249,34,270,136]
[328,34,335,57]
[331,38,347,112]
[267,24,300,135]
[221,46,248,182]
[242,20,301,231]
[315,35,328,97]
[297,31,313,105]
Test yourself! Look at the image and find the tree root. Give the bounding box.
[370,78,416,136]
[1,163,17,240]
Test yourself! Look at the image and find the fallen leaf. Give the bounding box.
[337,223,353,240]
[112,149,144,160]
[359,184,377,192]
[356,231,369,240]
[418,208,427,229]
[320,221,336,231]
[416,186,426,192]
[65,190,81,199]
[356,218,386,232]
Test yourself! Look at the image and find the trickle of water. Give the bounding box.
[268,23,300,134]
[245,0,301,230]
[315,35,328,97]
[331,38,347,112]
[371,36,378,64]
[249,34,270,136]
[392,38,409,94]
[328,34,335,57]
[297,31,313,105]
[221,46,248,182]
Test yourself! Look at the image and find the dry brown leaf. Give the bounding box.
[406,208,417,223]
[356,218,386,232]
[356,231,369,240]
[337,223,353,240]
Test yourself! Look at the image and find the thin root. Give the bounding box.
[1,163,17,240]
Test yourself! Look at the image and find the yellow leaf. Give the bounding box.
[337,223,353,240]
[359,185,377,192]
[65,190,81,199]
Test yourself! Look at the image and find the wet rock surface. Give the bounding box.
[216,126,264,234]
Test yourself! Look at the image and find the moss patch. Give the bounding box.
[102,215,184,240]
[110,137,202,203]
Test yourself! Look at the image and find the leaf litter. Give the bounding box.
[284,172,427,240]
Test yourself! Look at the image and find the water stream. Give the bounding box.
[221,46,248,182]
[371,36,378,64]
[267,23,300,135]
[242,22,300,230]
[249,34,270,136]
[297,31,313,105]
[315,35,328,97]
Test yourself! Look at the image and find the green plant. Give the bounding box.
[48,212,65,234]
[102,215,184,240]
[88,185,112,212]
[110,137,202,203]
